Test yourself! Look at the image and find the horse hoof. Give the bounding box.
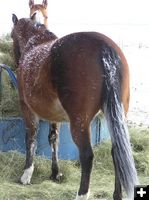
[18,178,31,185]
[50,173,63,182]
[19,164,34,185]
[75,191,90,200]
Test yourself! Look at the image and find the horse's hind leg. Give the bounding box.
[20,103,39,185]
[70,119,94,200]
[111,146,122,200]
[48,122,62,181]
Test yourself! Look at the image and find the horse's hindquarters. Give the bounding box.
[51,32,106,121]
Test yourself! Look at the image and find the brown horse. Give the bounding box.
[29,0,48,28]
[29,0,61,168]
[11,14,138,200]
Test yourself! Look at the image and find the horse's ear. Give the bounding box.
[12,14,18,25]
[31,12,37,21]
[42,0,48,8]
[29,0,34,8]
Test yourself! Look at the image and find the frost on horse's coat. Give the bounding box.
[11,14,138,200]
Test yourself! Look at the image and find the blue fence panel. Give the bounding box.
[100,117,110,141]
[34,121,79,159]
[0,118,26,153]
[0,117,110,160]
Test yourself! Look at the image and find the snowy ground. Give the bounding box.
[123,45,149,127]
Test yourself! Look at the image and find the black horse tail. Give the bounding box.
[101,44,139,199]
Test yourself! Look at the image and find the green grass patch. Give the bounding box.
[0,127,148,200]
[0,34,20,118]
[130,127,149,176]
[0,71,21,117]
[0,34,14,67]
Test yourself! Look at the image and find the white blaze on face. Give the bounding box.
[35,10,44,25]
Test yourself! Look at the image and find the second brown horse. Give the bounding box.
[29,0,48,28]
[11,14,138,200]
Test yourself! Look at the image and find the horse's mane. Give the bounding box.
[20,18,57,47]
[25,22,57,51]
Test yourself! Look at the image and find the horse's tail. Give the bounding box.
[101,44,138,199]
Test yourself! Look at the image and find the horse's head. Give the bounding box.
[29,0,48,10]
[29,0,48,27]
[11,14,35,66]
[11,14,57,67]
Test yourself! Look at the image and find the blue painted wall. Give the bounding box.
[0,117,110,160]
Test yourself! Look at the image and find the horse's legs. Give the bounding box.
[111,146,122,200]
[70,120,94,200]
[20,103,39,185]
[48,122,62,181]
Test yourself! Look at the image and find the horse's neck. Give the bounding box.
[44,18,48,29]
[24,33,57,53]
